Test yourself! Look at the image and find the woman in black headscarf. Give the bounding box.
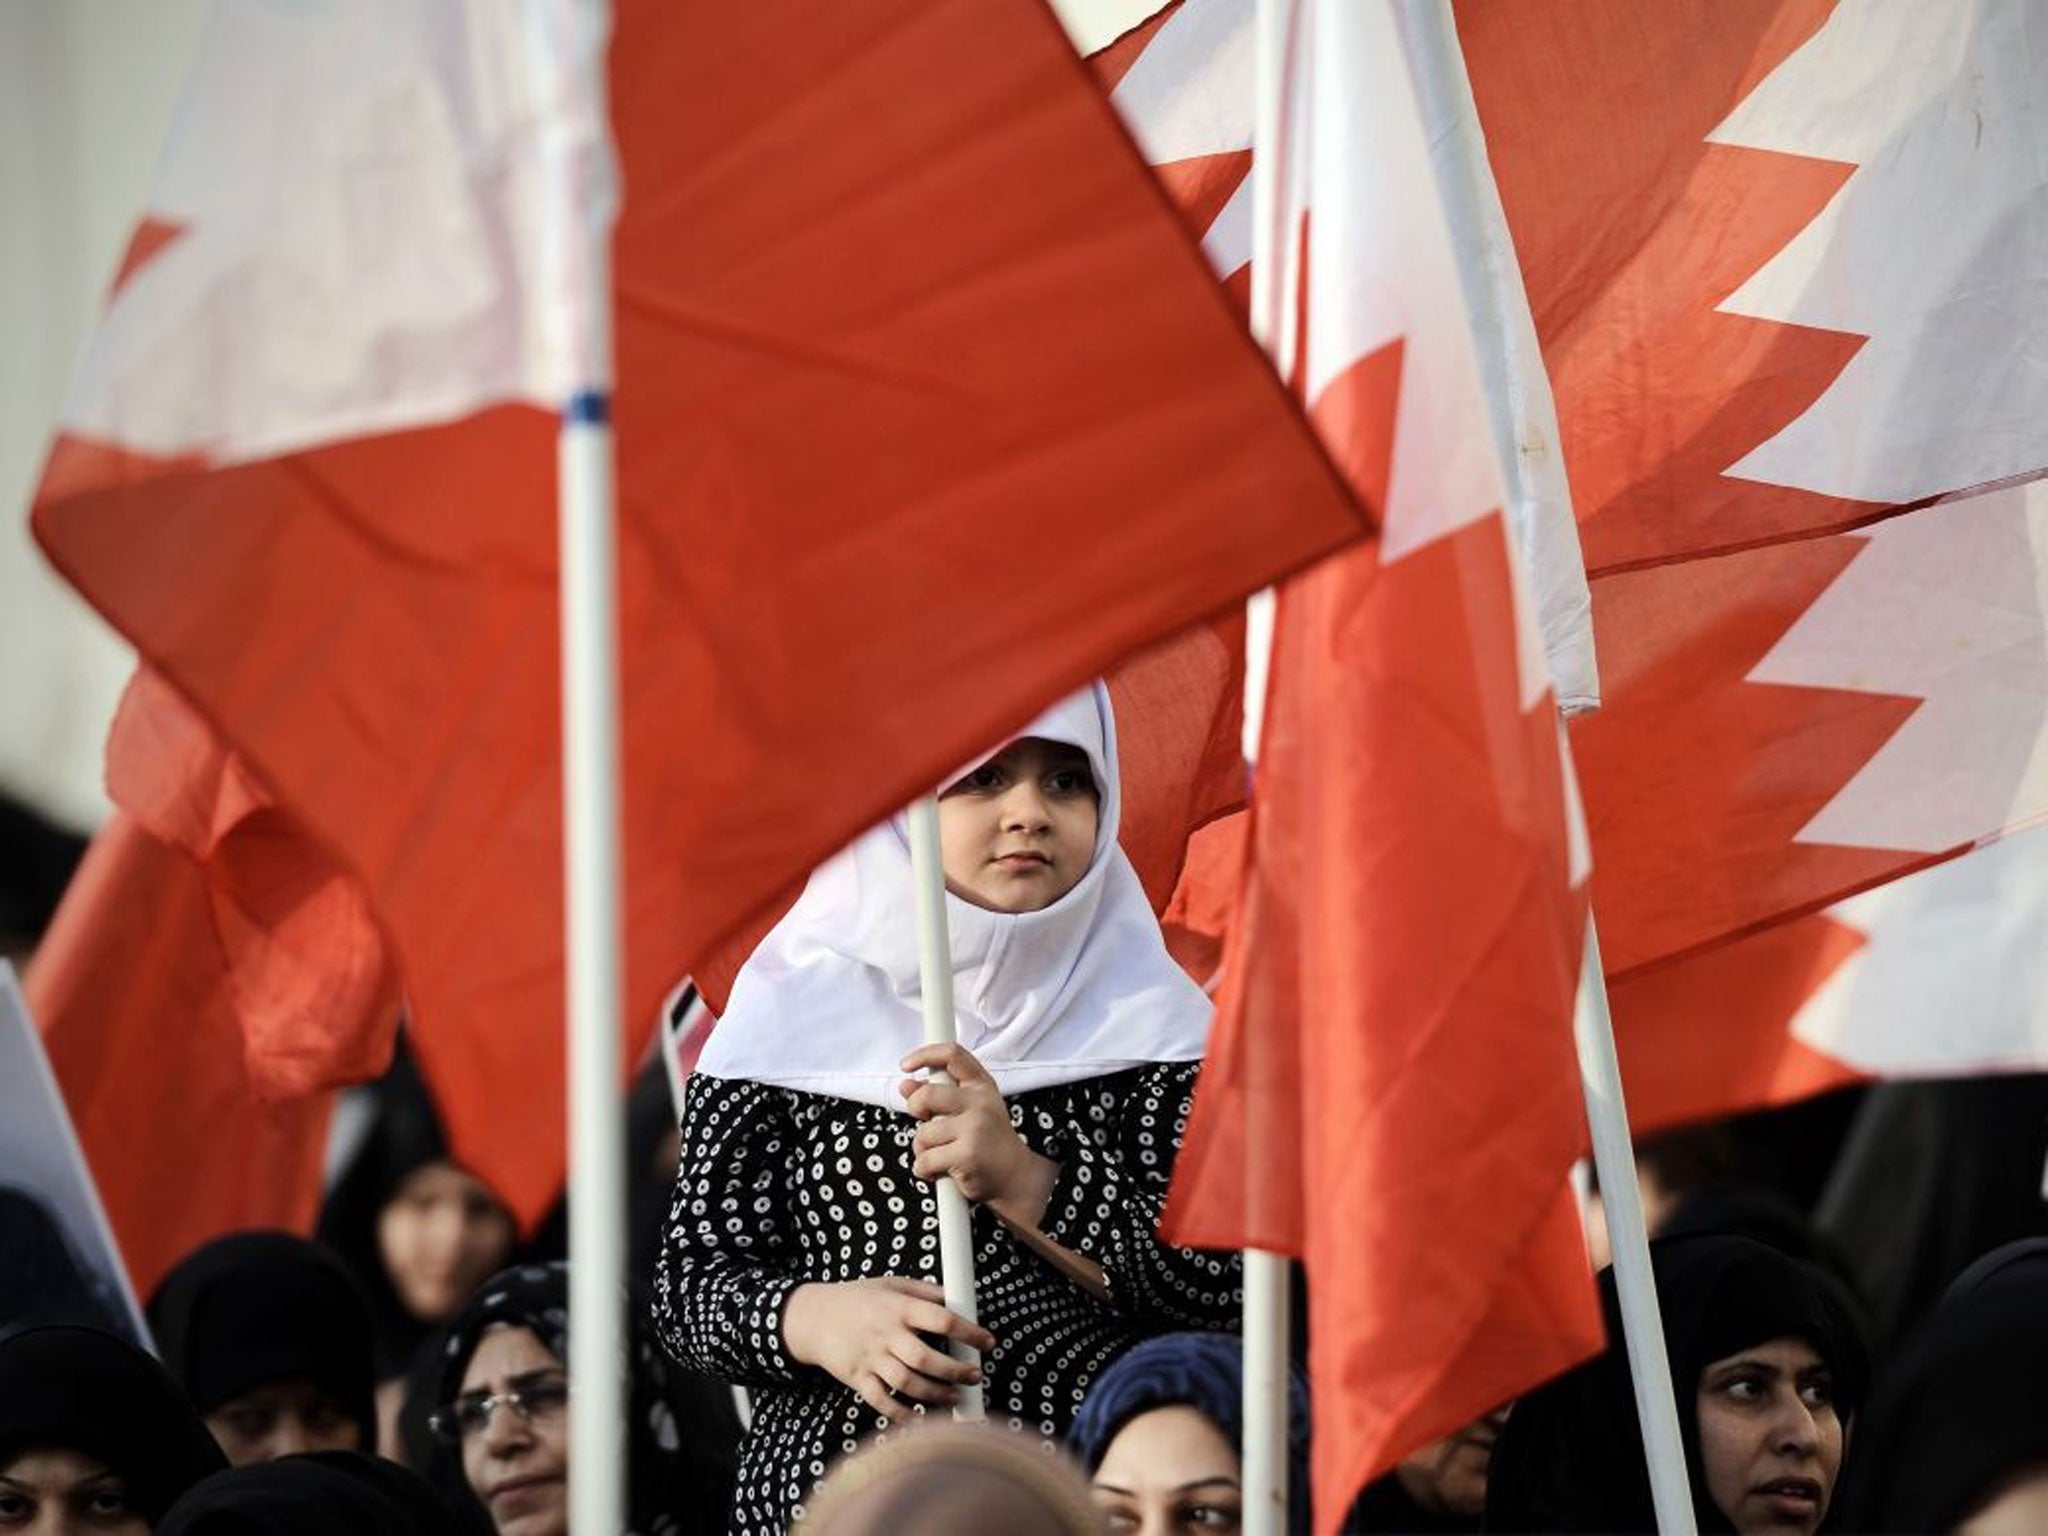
[1485,1234,1867,1534]
[0,1323,227,1531]
[317,1047,517,1452]
[426,1263,740,1536]
[149,1231,378,1465]
[1831,1237,2048,1532]
[1067,1332,1311,1536]
[156,1450,464,1535]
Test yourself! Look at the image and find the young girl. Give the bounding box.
[653,683,1238,1532]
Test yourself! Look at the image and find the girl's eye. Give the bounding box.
[0,1491,33,1521]
[1047,769,1095,795]
[950,766,1004,794]
[1186,1502,1242,1529]
[1720,1374,1764,1403]
[1800,1376,1835,1408]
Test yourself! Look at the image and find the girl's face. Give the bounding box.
[1091,1405,1243,1534]
[0,1447,146,1536]
[937,737,1099,914]
[1694,1335,1842,1535]
[376,1161,516,1322]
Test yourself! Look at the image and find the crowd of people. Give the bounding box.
[5,689,2048,1533]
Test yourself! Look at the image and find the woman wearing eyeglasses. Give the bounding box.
[425,1264,741,1536]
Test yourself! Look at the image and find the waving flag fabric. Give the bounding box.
[1457,0,2048,574]
[30,0,1369,1232]
[1099,0,1599,708]
[1448,0,2048,1118]
[26,811,336,1297]
[1113,5,1600,1526]
[1611,811,2048,1135]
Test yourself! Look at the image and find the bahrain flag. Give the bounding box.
[1458,0,2048,984]
[28,0,1369,1236]
[1456,1,2048,1120]
[1115,4,1602,1526]
[1132,1,2048,1134]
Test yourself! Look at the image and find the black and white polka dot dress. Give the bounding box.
[651,1059,1240,1534]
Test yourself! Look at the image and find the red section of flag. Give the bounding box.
[105,671,402,1100]
[24,815,334,1299]
[1607,912,1868,1132]
[33,0,1367,1227]
[1151,151,1253,250]
[1455,0,1884,573]
[1164,349,1598,1524]
[1091,2,1181,93]
[107,217,185,300]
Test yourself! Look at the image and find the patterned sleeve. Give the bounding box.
[1033,1061,1242,1328]
[651,1073,809,1387]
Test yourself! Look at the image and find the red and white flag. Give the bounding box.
[1460,0,2048,573]
[1110,4,1602,1525]
[1126,0,2048,1141]
[1613,759,2048,1137]
[1451,0,2048,1114]
[29,0,1369,1243]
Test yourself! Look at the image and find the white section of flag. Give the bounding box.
[1749,481,2048,855]
[1301,3,1551,709]
[60,0,611,467]
[1791,823,2048,1075]
[1710,0,2048,505]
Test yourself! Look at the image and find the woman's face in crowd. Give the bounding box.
[0,1448,146,1536]
[1394,1407,1505,1517]
[1694,1335,1842,1535]
[376,1161,516,1321]
[1091,1404,1243,1535]
[204,1375,361,1465]
[938,737,1099,914]
[457,1326,570,1536]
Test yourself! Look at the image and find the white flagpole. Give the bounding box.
[560,392,628,1534]
[1575,921,1697,1534]
[1393,11,1692,1531]
[1241,0,1300,1530]
[536,0,627,1528]
[906,796,987,1421]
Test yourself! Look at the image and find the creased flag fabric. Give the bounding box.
[24,813,335,1299]
[31,0,1369,1230]
[1115,4,1601,1526]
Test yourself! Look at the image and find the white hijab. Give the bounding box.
[696,682,1214,1106]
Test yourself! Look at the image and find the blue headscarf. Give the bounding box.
[1067,1333,1311,1536]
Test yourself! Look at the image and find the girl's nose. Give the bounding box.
[1001,783,1051,829]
